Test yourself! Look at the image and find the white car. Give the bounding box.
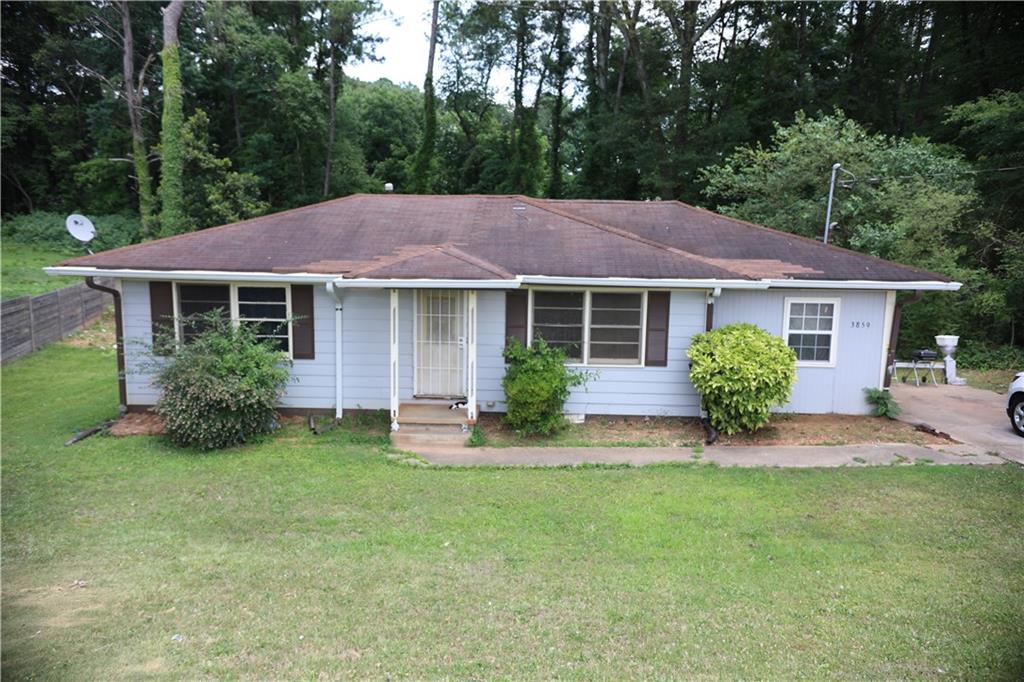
[1009,372,1024,437]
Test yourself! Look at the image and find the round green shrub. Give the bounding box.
[687,323,797,435]
[502,337,589,436]
[153,314,292,450]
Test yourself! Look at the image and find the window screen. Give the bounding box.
[588,292,642,364]
[532,291,584,361]
[177,284,229,342]
[238,286,289,352]
[786,300,836,363]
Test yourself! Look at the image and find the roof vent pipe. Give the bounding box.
[383,182,394,193]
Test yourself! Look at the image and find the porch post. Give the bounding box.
[466,290,478,422]
[389,288,400,431]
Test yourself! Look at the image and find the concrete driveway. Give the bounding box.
[890,383,1023,462]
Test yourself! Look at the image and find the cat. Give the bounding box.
[449,400,467,410]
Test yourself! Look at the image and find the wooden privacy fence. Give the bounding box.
[1,279,115,363]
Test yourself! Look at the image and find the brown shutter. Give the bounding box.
[291,284,315,360]
[505,290,528,350]
[149,281,174,355]
[645,291,670,367]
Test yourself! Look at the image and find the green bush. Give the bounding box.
[953,339,1024,370]
[864,387,902,419]
[502,337,590,436]
[153,313,292,450]
[1,211,141,253]
[687,323,797,435]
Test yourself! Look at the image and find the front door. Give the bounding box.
[415,290,466,398]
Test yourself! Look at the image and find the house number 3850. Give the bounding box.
[850,321,871,328]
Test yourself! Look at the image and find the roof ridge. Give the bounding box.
[439,245,514,278]
[517,196,753,280]
[58,193,364,267]
[345,243,441,277]
[671,200,951,282]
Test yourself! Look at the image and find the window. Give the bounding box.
[530,290,646,366]
[784,297,839,366]
[588,292,643,364]
[532,291,584,361]
[176,283,292,355]
[177,284,229,343]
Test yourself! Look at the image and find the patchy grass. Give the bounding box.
[3,343,1024,679]
[1,243,76,299]
[893,366,1017,394]
[959,368,1018,394]
[475,412,948,448]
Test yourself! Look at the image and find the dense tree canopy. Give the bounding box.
[1,0,1022,350]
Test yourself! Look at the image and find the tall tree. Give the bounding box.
[411,0,441,194]
[545,1,571,198]
[119,1,157,237]
[158,0,186,236]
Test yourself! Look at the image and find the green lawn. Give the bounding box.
[1,243,77,299]
[3,344,1023,679]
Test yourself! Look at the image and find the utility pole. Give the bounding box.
[823,162,856,244]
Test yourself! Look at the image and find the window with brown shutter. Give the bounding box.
[149,281,175,355]
[291,284,315,360]
[644,291,670,367]
[505,290,528,346]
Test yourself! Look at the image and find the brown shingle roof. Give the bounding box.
[58,194,951,283]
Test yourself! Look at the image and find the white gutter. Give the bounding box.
[326,282,344,420]
[44,266,337,284]
[762,279,962,291]
[46,267,962,292]
[330,277,523,289]
[519,275,768,290]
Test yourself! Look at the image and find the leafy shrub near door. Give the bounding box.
[688,323,797,435]
[502,337,590,435]
[864,387,902,419]
[154,313,292,450]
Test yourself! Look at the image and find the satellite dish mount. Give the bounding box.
[66,214,96,254]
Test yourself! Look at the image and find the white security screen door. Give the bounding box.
[415,290,466,397]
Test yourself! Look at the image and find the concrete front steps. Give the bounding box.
[390,402,470,450]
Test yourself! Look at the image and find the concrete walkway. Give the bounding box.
[891,383,1023,463]
[412,442,1006,468]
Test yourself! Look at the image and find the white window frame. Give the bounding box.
[527,288,649,368]
[174,282,294,359]
[783,296,840,368]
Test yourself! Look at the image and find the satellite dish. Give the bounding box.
[66,214,96,243]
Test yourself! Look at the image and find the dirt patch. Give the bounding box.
[64,307,116,349]
[109,412,165,436]
[477,412,952,448]
[11,582,109,629]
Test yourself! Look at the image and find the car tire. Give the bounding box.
[1011,394,1024,438]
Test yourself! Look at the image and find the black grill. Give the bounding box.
[911,349,939,361]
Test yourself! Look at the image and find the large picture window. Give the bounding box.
[530,290,647,366]
[176,283,292,355]
[784,297,839,366]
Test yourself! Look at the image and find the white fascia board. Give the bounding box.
[332,277,522,289]
[44,266,337,283]
[519,275,768,290]
[763,278,962,292]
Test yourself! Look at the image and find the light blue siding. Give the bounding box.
[713,289,888,414]
[121,280,338,410]
[475,290,704,417]
[120,280,887,417]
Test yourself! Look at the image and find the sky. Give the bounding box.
[345,1,555,105]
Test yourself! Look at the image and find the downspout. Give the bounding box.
[326,282,344,420]
[883,290,924,388]
[85,277,127,415]
[698,287,722,445]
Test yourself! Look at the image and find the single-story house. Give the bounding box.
[47,194,960,430]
